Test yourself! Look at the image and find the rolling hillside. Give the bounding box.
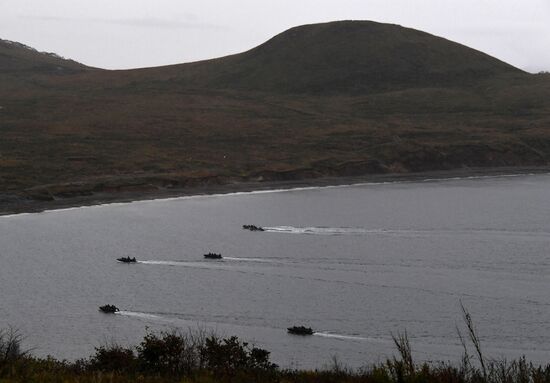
[158,20,523,93]
[0,38,89,74]
[1,21,549,209]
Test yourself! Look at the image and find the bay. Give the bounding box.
[1,174,549,368]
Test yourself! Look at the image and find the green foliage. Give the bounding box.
[137,329,202,375]
[88,344,137,373]
[200,335,278,380]
[0,340,549,383]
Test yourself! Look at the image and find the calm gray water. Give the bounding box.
[1,174,549,368]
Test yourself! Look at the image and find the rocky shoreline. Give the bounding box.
[1,166,549,216]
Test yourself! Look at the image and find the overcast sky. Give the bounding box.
[0,0,548,72]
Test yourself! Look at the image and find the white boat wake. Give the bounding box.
[263,226,550,238]
[224,257,281,264]
[116,311,162,320]
[313,332,384,343]
[138,258,280,266]
[264,226,383,235]
[113,312,381,345]
[137,260,190,266]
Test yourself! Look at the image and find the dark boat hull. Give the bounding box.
[117,257,137,263]
[287,326,314,335]
[243,225,265,232]
[99,305,120,314]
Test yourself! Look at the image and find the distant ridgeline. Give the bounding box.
[168,20,522,93]
[1,21,549,205]
[0,38,88,74]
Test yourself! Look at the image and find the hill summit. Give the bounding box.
[170,20,523,93]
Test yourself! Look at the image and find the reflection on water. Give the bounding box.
[1,174,550,368]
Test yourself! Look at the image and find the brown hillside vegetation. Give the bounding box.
[1,20,550,208]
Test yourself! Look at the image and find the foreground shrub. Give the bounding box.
[0,327,26,364]
[88,344,138,373]
[137,329,203,375]
[200,335,278,380]
[0,324,548,383]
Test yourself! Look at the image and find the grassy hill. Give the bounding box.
[0,38,89,74]
[1,21,550,208]
[158,20,523,93]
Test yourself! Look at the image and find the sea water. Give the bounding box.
[0,174,549,368]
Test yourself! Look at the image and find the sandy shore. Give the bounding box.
[1,166,549,217]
